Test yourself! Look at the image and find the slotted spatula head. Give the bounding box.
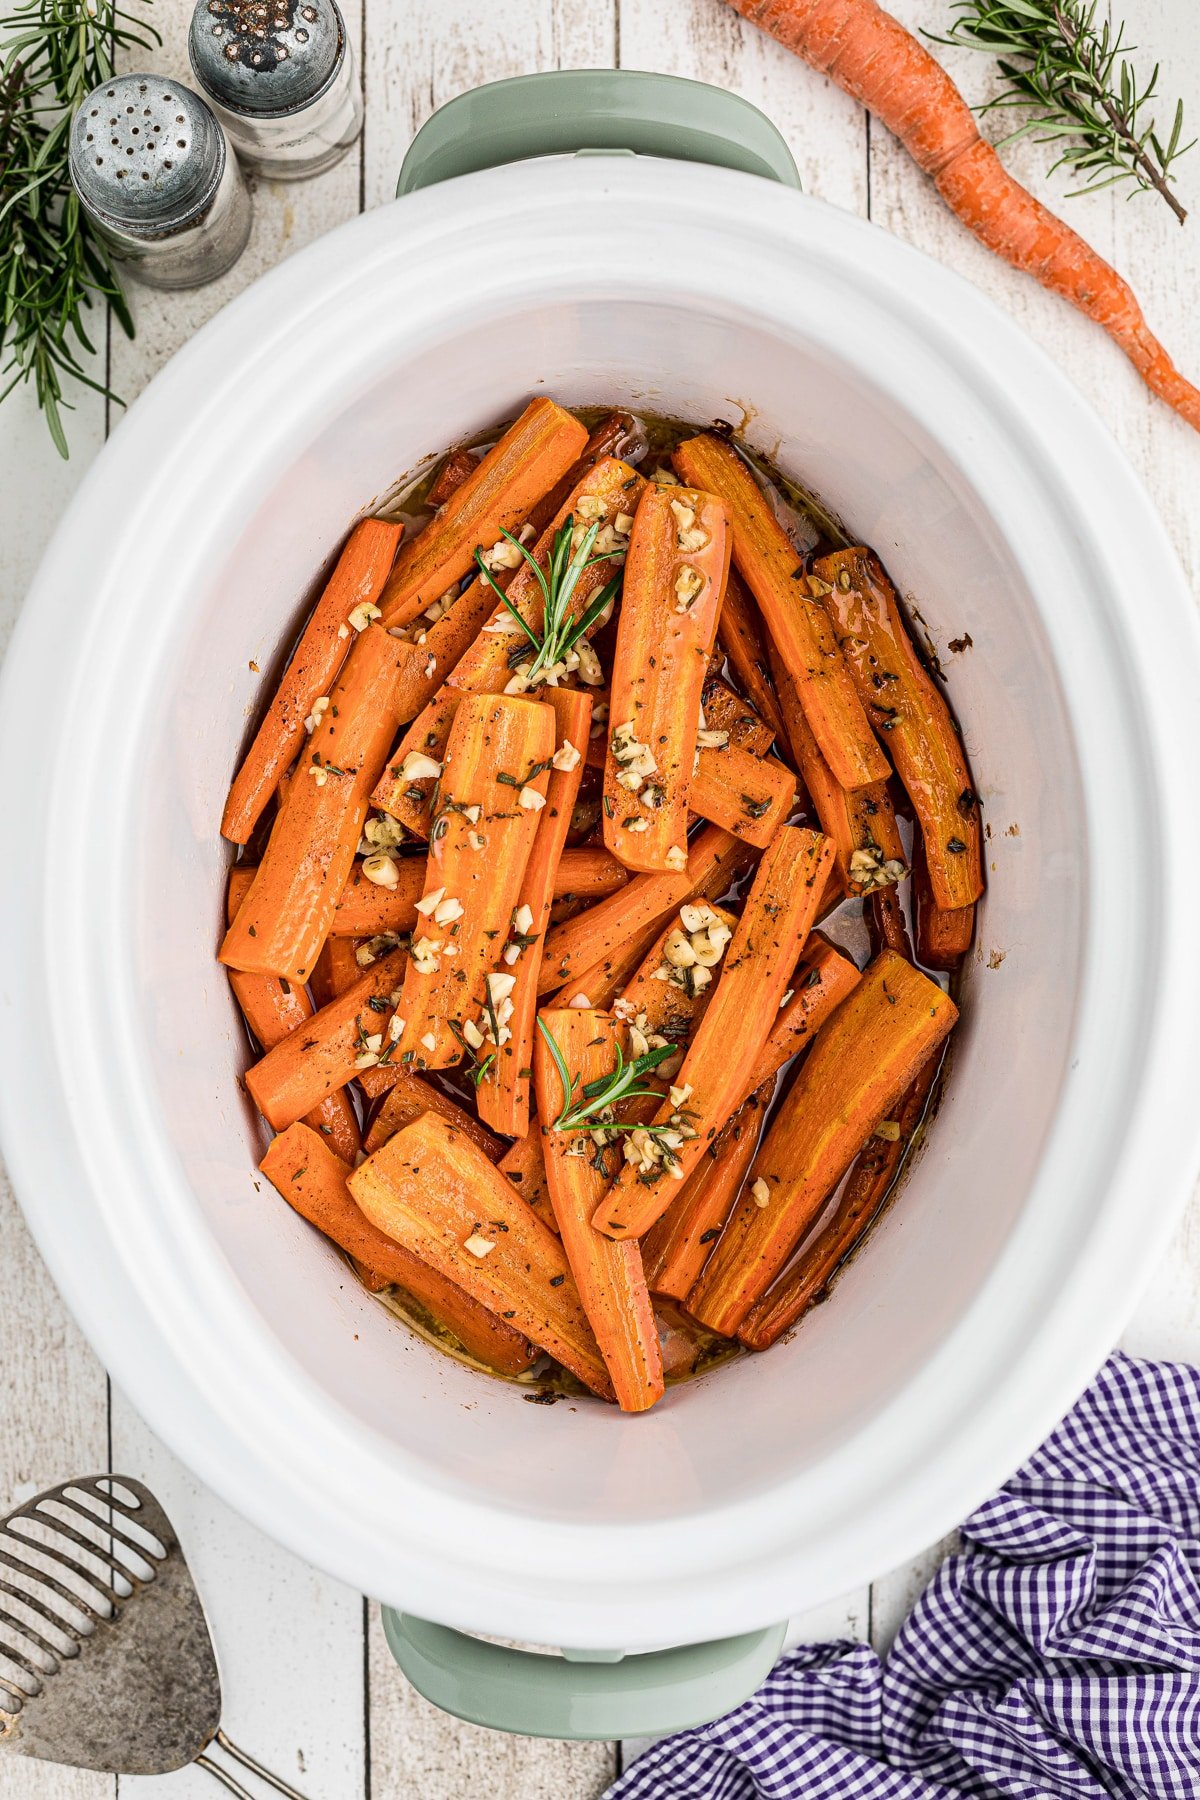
[0,1475,221,1774]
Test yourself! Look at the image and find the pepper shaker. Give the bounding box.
[70,75,252,291]
[188,0,363,181]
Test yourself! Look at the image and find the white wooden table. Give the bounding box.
[3,2,1199,1794]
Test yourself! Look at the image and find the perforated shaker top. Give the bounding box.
[70,76,225,231]
[189,0,345,116]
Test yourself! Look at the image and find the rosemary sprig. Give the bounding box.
[474,515,623,684]
[447,1018,496,1088]
[936,0,1192,222]
[0,0,159,456]
[536,1018,676,1134]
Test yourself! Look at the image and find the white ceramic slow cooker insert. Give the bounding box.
[4,95,1200,1679]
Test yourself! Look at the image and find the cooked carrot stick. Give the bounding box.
[813,548,984,911]
[716,568,787,743]
[595,825,835,1240]
[393,693,554,1070]
[221,519,403,846]
[534,1010,665,1411]
[689,950,957,1334]
[498,1126,559,1235]
[348,1113,615,1399]
[361,1067,505,1160]
[546,826,754,1007]
[550,846,628,906]
[477,690,591,1137]
[642,1078,775,1302]
[260,1123,533,1376]
[224,884,361,1165]
[701,666,776,756]
[768,641,905,895]
[379,398,587,629]
[426,446,480,509]
[245,947,407,1129]
[603,484,730,873]
[738,1047,942,1350]
[723,0,1200,435]
[308,934,365,1009]
[654,1300,711,1378]
[641,933,861,1297]
[371,457,647,832]
[611,900,739,1056]
[328,857,426,938]
[673,434,888,790]
[689,739,797,849]
[220,626,409,984]
[912,835,975,971]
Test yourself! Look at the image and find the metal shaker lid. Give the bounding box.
[189,0,346,118]
[70,76,225,235]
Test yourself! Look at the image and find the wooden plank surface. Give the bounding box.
[2,1,1200,1795]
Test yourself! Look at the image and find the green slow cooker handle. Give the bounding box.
[395,68,801,196]
[380,1607,787,1739]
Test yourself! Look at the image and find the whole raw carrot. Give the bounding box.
[379,398,587,629]
[813,548,983,910]
[220,625,408,984]
[221,518,403,845]
[689,950,957,1335]
[603,484,730,873]
[362,1067,505,1162]
[673,433,887,790]
[595,825,835,1241]
[738,1047,942,1350]
[534,1010,665,1411]
[478,689,591,1138]
[260,1123,534,1376]
[768,641,905,895]
[391,693,554,1070]
[724,0,1200,434]
[245,946,407,1130]
[348,1113,615,1399]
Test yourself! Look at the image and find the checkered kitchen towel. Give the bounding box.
[609,1354,1200,1800]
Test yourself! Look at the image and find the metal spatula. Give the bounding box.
[0,1474,312,1798]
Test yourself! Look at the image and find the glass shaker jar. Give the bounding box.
[188,0,363,181]
[69,75,252,291]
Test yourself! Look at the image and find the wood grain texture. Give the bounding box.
[3,2,1200,1794]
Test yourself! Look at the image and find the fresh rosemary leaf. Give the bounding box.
[474,513,624,685]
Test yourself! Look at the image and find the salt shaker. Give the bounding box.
[69,75,251,291]
[188,0,363,181]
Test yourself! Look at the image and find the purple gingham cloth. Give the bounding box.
[608,1353,1200,1800]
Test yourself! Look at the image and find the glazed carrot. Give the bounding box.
[498,1127,559,1235]
[426,446,480,509]
[603,484,730,873]
[379,398,587,629]
[689,739,797,849]
[551,846,629,906]
[260,1123,534,1376]
[534,1010,665,1411]
[220,625,408,984]
[537,867,690,996]
[654,1300,711,1378]
[612,899,739,1056]
[768,641,905,895]
[308,934,365,1009]
[392,693,554,1070]
[723,0,1200,434]
[362,1067,505,1162]
[224,882,361,1165]
[547,826,754,1006]
[348,1113,615,1399]
[245,947,407,1130]
[642,1079,775,1302]
[716,568,787,743]
[738,1048,942,1350]
[689,950,957,1334]
[813,548,983,910]
[478,690,591,1137]
[595,825,836,1240]
[642,934,861,1297]
[701,666,776,756]
[673,434,888,790]
[328,857,426,938]
[913,835,975,971]
[221,519,403,845]
[371,457,647,832]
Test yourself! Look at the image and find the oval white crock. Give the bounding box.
[3,129,1200,1666]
